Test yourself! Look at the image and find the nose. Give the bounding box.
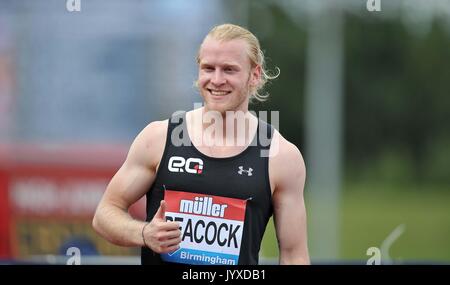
[211,70,226,86]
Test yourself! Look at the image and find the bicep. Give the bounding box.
[273,172,307,252]
[100,125,160,211]
[102,161,155,210]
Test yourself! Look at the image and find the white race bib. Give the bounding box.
[161,190,247,265]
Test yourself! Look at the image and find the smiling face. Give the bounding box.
[197,37,261,114]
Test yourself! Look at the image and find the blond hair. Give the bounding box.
[196,23,280,102]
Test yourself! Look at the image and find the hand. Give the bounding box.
[142,200,182,254]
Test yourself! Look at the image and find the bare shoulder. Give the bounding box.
[269,129,306,192]
[127,120,169,170]
[140,120,169,144]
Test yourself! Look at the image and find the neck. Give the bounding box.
[190,107,257,148]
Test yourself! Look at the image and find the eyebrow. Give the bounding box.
[200,61,241,69]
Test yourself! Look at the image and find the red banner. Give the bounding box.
[0,144,146,259]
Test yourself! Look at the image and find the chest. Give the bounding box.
[160,147,269,202]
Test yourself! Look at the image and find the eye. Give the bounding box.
[202,65,214,72]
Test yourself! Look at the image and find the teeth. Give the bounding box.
[210,90,229,96]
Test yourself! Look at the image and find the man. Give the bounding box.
[92,23,309,265]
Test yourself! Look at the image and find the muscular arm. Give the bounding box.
[92,120,167,247]
[270,133,310,265]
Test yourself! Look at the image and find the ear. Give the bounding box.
[250,65,262,87]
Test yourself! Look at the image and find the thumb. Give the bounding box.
[154,200,166,220]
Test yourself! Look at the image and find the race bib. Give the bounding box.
[161,190,247,265]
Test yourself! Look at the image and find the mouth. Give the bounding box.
[207,89,232,97]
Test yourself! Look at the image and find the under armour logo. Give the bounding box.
[238,166,253,176]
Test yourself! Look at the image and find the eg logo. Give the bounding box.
[168,156,204,174]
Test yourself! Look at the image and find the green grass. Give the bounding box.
[260,217,279,259]
[260,184,450,263]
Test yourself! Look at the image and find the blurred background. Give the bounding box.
[0,0,449,265]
